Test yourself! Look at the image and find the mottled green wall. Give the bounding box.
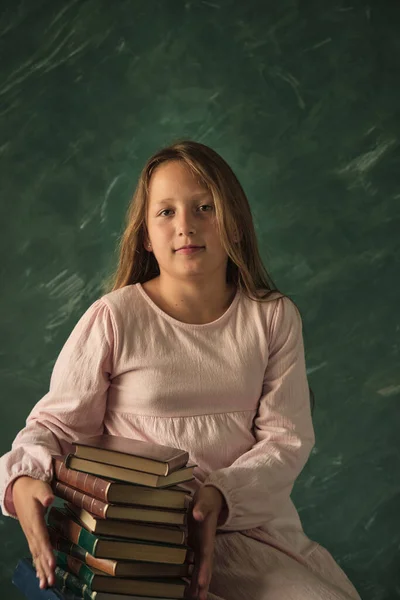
[1,1,399,599]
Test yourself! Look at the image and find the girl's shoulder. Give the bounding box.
[100,283,137,305]
[243,288,301,330]
[92,284,140,324]
[245,287,286,305]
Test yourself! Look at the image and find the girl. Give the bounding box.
[0,141,360,600]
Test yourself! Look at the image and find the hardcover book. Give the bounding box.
[72,434,190,476]
[55,562,175,600]
[12,558,79,600]
[52,480,188,525]
[52,456,190,508]
[49,531,193,578]
[48,507,189,564]
[64,455,195,488]
[65,502,187,545]
[54,551,188,598]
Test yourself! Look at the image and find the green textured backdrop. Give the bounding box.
[1,1,399,599]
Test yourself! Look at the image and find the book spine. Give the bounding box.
[48,508,99,555]
[54,562,95,599]
[64,554,96,589]
[53,456,110,501]
[166,452,190,475]
[49,528,117,576]
[52,480,108,519]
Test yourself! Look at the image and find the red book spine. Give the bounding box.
[52,456,110,501]
[52,481,108,519]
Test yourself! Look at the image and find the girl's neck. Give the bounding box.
[142,277,237,325]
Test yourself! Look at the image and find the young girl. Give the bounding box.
[0,141,360,600]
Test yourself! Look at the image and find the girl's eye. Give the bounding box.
[159,205,214,217]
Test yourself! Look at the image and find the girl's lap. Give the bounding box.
[208,532,360,600]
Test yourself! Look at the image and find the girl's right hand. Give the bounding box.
[12,475,56,589]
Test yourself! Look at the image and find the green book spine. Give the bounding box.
[50,529,88,563]
[72,557,96,588]
[54,550,69,571]
[54,556,95,599]
[54,550,94,592]
[48,508,99,555]
[75,528,98,556]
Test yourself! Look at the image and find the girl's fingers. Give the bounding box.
[34,554,54,589]
[27,502,55,587]
[13,479,56,589]
[187,494,219,600]
[43,558,55,588]
[34,556,46,589]
[196,553,212,600]
[47,550,56,571]
[190,523,215,598]
[188,563,200,599]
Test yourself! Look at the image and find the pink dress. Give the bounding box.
[0,283,360,600]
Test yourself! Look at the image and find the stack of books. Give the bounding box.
[39,434,196,600]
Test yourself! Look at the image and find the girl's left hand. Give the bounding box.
[186,485,227,600]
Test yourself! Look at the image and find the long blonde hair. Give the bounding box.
[105,139,283,303]
[104,139,314,411]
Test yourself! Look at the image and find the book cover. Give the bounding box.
[64,455,195,488]
[12,557,80,600]
[72,434,189,476]
[65,503,187,545]
[50,537,193,578]
[52,480,188,525]
[49,529,117,576]
[47,507,189,563]
[56,563,175,600]
[52,456,190,508]
[54,552,188,597]
[55,563,93,599]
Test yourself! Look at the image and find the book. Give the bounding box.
[12,557,79,600]
[52,480,188,525]
[52,456,190,508]
[64,455,196,488]
[49,532,194,578]
[72,435,189,476]
[54,563,180,600]
[54,552,188,598]
[48,507,189,564]
[65,503,187,545]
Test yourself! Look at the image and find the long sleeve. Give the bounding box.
[0,298,115,518]
[203,296,315,531]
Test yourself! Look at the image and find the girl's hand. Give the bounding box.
[187,485,227,600]
[12,476,56,589]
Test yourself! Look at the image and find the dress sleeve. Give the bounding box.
[0,298,115,518]
[203,296,315,531]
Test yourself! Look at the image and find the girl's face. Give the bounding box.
[145,160,230,283]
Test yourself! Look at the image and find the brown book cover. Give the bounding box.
[52,481,108,518]
[72,434,189,476]
[65,503,188,546]
[64,455,196,488]
[49,529,194,578]
[52,456,190,508]
[52,481,188,525]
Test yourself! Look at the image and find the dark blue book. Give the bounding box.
[12,558,82,600]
